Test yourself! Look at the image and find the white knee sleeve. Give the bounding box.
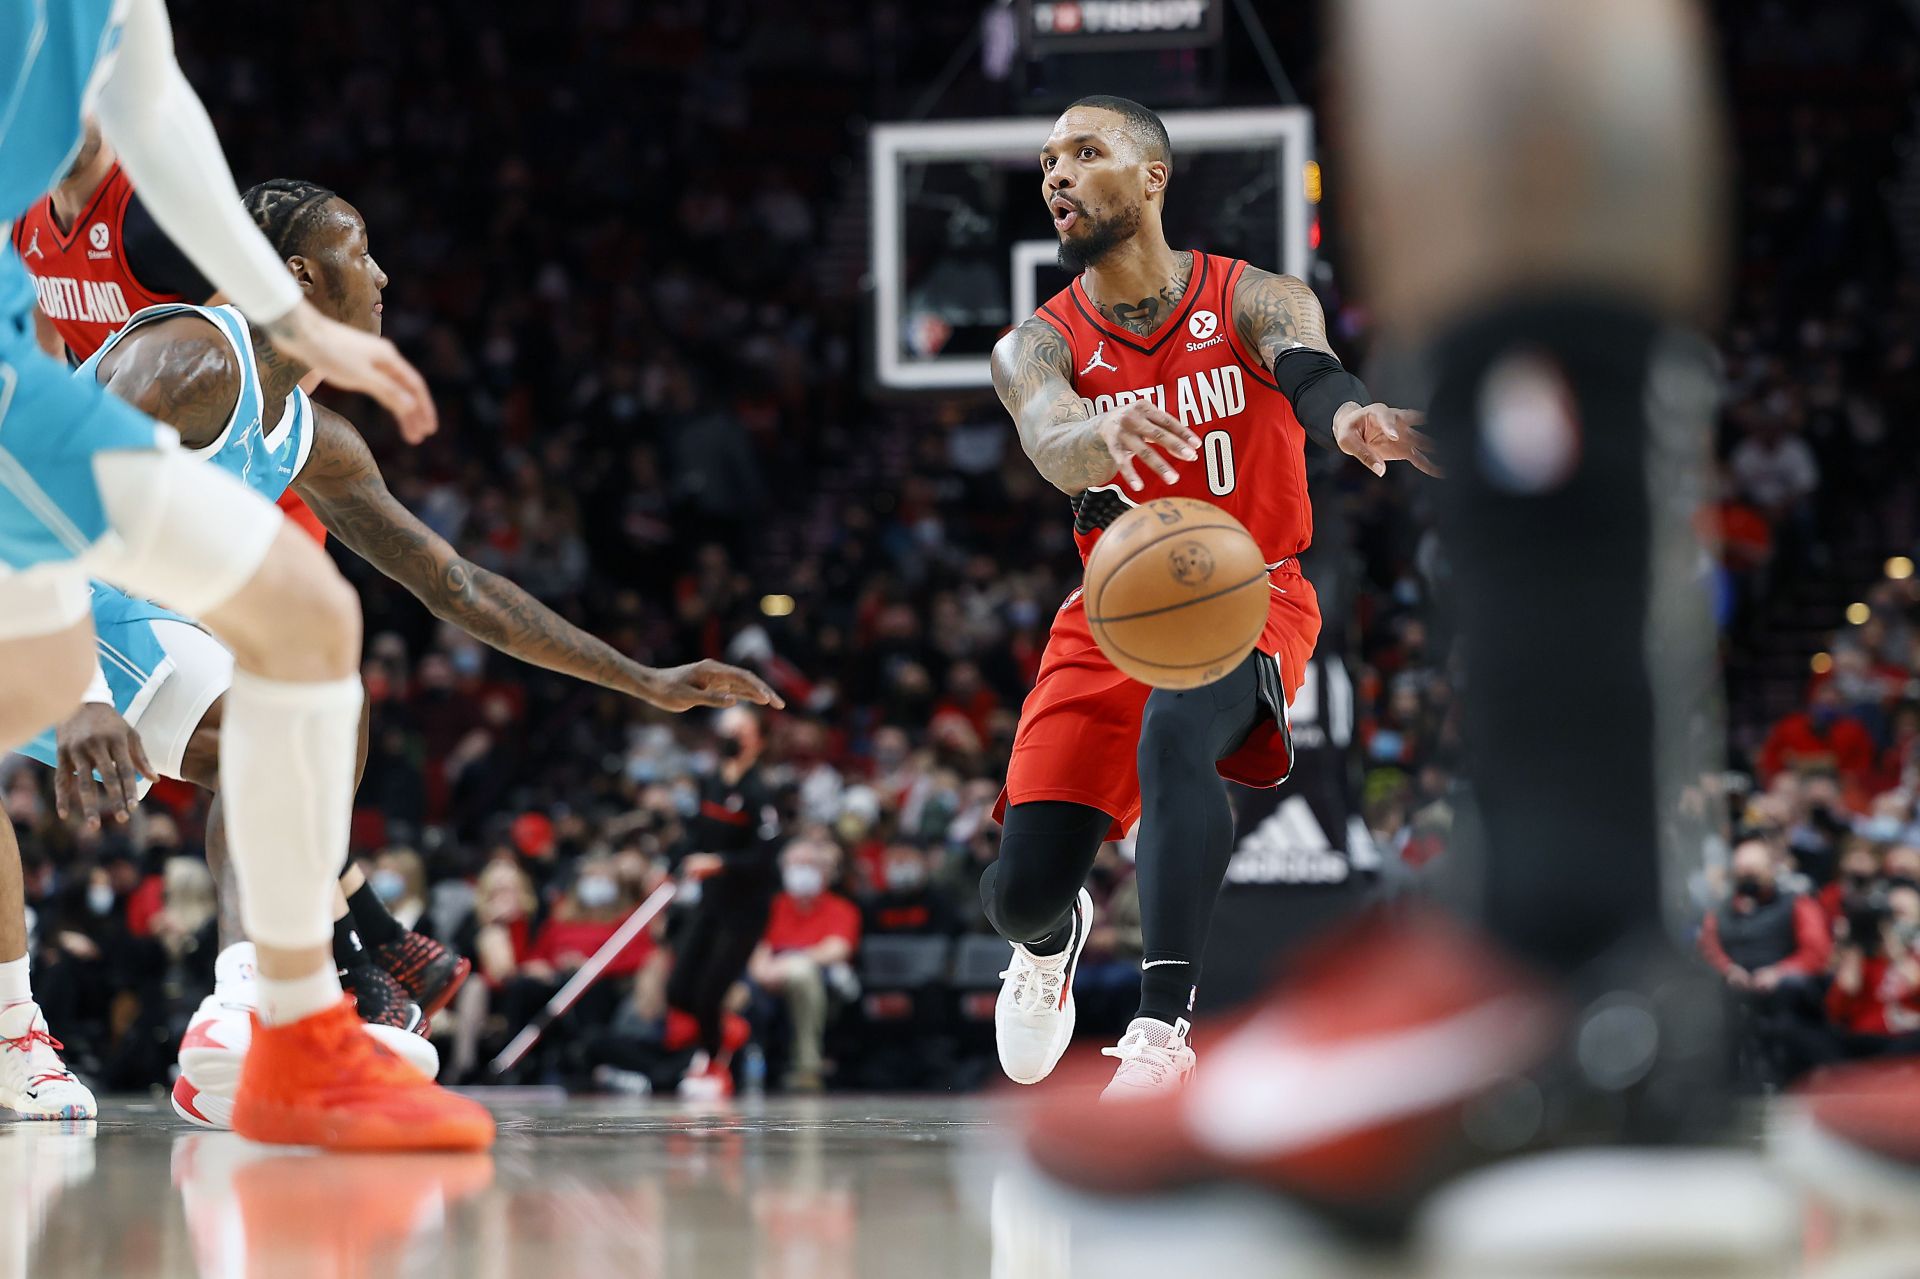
[219,669,363,950]
[87,447,282,619]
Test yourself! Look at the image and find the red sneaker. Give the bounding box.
[231,999,494,1151]
[1022,912,1559,1228]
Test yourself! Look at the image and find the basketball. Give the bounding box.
[1083,497,1271,690]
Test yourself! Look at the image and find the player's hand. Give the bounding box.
[1096,404,1201,491]
[1333,402,1441,478]
[263,302,437,443]
[638,660,786,712]
[54,703,155,827]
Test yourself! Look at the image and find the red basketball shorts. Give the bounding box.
[994,562,1322,840]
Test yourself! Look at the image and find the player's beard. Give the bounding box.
[1057,202,1142,274]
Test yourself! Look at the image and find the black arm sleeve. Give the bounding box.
[121,193,216,303]
[1273,348,1370,452]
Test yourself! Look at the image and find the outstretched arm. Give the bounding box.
[991,317,1200,494]
[1232,267,1438,477]
[292,407,782,712]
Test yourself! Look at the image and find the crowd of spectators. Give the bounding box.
[5,0,1920,1095]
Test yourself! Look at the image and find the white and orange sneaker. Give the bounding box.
[996,888,1093,1085]
[1099,1017,1196,1103]
[230,998,492,1151]
[0,1002,95,1120]
[174,943,440,1131]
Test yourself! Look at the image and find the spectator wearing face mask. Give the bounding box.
[112,858,220,1087]
[32,862,133,1078]
[748,840,862,1092]
[519,858,651,988]
[495,855,655,1079]
[1825,884,1920,1050]
[862,845,955,937]
[444,859,540,1082]
[369,847,433,937]
[1821,838,1883,930]
[1698,834,1834,1085]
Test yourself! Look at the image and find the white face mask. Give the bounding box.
[783,864,825,899]
[577,877,618,909]
[87,884,115,917]
[371,869,406,903]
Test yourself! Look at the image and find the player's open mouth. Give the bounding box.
[1051,198,1080,231]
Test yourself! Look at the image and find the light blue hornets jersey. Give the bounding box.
[1,0,129,330]
[77,302,316,504]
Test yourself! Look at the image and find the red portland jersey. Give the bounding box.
[1034,253,1311,566]
[9,164,176,361]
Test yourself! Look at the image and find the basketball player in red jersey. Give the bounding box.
[984,96,1433,1097]
[12,122,328,544]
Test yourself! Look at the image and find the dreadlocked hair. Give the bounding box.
[241,179,338,258]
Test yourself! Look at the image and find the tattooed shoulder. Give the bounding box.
[98,317,243,449]
[1232,265,1333,368]
[991,317,1075,413]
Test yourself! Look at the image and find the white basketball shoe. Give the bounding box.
[0,1001,96,1119]
[996,888,1093,1085]
[172,942,440,1130]
[1099,1017,1196,1102]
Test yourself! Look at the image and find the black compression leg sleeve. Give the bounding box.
[982,801,1112,954]
[1133,651,1265,1023]
[1429,297,1708,975]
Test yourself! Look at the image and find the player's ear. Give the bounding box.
[285,254,315,292]
[1144,159,1170,198]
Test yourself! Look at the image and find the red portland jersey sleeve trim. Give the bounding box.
[1221,258,1283,392]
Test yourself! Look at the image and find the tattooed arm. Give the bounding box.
[1231,266,1438,476]
[292,406,781,712]
[95,314,243,450]
[990,317,1200,494]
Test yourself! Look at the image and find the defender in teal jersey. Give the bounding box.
[0,0,495,1148]
[1,183,781,1127]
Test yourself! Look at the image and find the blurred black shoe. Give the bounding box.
[339,962,427,1037]
[369,931,470,1020]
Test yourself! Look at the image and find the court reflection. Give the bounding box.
[3,1097,1007,1279]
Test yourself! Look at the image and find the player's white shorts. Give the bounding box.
[15,587,233,798]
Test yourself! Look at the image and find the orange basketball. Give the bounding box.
[1083,497,1271,690]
